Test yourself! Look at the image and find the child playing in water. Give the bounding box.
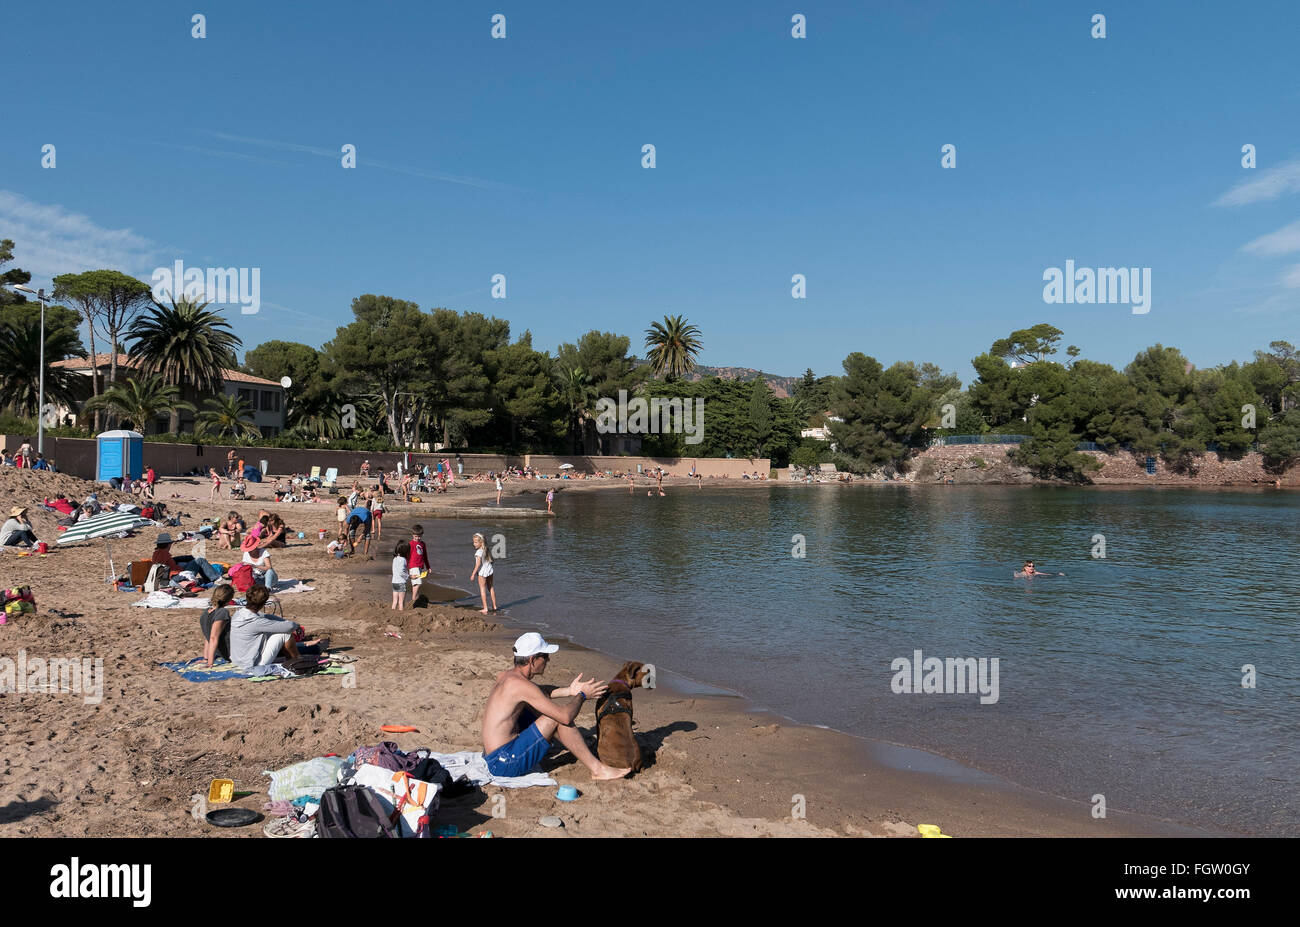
[392,540,410,610]
[470,532,497,614]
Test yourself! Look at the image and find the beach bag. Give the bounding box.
[316,785,399,839]
[228,562,255,593]
[346,766,439,838]
[284,655,322,677]
[143,563,170,593]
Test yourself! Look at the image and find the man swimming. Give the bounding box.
[480,632,631,780]
[1014,559,1064,578]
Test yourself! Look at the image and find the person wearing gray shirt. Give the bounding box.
[229,585,302,669]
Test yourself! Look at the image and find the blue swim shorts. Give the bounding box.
[484,712,551,778]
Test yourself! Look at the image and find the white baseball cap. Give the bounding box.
[513,632,558,658]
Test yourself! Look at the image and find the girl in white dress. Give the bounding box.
[470,532,497,614]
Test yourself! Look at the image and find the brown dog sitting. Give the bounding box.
[594,661,653,773]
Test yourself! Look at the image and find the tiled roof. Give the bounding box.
[51,353,282,388]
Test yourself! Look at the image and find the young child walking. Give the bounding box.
[392,540,410,610]
[209,467,222,500]
[470,532,497,614]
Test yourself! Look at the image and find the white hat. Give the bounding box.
[513,632,558,658]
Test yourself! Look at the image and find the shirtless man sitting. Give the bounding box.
[480,633,630,780]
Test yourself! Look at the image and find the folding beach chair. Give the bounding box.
[323,467,338,492]
[310,466,321,480]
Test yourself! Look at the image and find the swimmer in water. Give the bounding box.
[1014,559,1064,578]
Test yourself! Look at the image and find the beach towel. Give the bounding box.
[131,580,314,608]
[422,750,557,789]
[265,756,345,802]
[160,657,349,682]
[133,592,206,608]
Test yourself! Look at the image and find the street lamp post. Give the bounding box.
[6,284,49,455]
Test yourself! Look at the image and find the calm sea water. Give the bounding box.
[420,485,1300,835]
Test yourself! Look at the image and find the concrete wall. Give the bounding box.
[0,435,769,482]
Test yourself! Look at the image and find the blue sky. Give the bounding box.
[3,0,1298,384]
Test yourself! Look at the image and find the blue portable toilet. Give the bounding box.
[96,430,144,482]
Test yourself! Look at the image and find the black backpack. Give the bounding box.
[315,785,399,838]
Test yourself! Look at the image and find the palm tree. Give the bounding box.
[126,296,242,433]
[644,315,703,381]
[288,390,346,440]
[558,365,597,454]
[196,394,261,441]
[82,374,192,435]
[0,315,85,418]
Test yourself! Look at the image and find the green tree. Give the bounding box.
[556,331,640,400]
[558,365,597,454]
[53,269,154,427]
[195,394,260,441]
[0,238,33,308]
[748,378,773,456]
[828,353,935,471]
[245,340,328,401]
[990,323,1064,366]
[83,374,192,436]
[323,295,429,446]
[421,309,506,447]
[485,332,561,449]
[126,296,242,433]
[0,306,86,417]
[644,315,702,381]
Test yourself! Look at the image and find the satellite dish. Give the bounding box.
[280,376,292,388]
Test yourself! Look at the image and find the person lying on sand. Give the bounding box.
[480,632,631,781]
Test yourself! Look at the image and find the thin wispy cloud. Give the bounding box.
[202,130,516,191]
[0,190,161,286]
[1213,159,1300,207]
[1283,264,1300,289]
[154,142,295,168]
[1242,219,1300,256]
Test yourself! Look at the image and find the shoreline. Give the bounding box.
[0,473,1225,837]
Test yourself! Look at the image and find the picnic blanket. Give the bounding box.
[424,750,557,789]
[160,657,349,682]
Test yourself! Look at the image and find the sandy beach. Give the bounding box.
[0,469,1209,838]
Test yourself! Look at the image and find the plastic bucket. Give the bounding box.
[208,778,234,804]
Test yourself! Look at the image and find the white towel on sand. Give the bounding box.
[426,750,556,789]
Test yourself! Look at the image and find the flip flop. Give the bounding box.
[380,724,419,733]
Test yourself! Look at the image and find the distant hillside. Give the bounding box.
[686,365,797,398]
[635,361,798,398]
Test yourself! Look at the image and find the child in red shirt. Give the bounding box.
[408,525,429,601]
